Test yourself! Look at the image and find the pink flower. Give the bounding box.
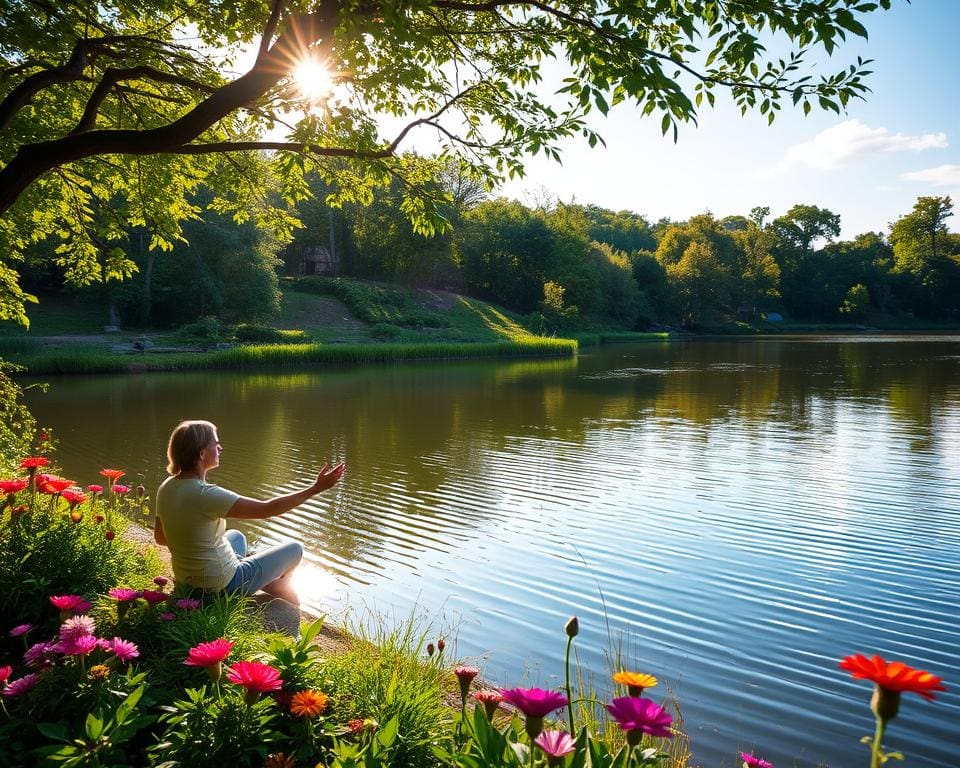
[112,484,129,495]
[501,687,569,740]
[61,634,99,657]
[59,615,96,642]
[153,576,169,588]
[0,665,11,683]
[9,623,33,638]
[740,753,774,768]
[61,489,87,507]
[86,484,103,494]
[226,660,283,705]
[175,598,201,611]
[535,731,577,762]
[606,697,673,740]
[455,665,480,704]
[106,637,140,663]
[185,638,234,667]
[141,590,168,605]
[49,594,92,616]
[109,588,141,602]
[159,612,176,621]
[2,673,39,697]
[473,689,504,719]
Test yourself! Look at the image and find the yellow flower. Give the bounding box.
[289,689,329,718]
[612,671,658,696]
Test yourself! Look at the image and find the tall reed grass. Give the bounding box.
[10,338,577,375]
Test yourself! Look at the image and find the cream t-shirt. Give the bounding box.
[156,476,241,591]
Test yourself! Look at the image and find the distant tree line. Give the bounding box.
[17,158,960,331]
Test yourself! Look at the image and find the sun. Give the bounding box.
[293,59,333,103]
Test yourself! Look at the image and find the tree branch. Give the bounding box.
[0,1,340,215]
[70,66,218,135]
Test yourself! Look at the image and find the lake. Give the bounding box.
[23,336,960,767]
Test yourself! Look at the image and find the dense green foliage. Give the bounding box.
[1,0,893,328]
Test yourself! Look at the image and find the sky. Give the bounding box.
[493,0,960,239]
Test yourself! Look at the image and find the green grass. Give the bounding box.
[8,337,577,375]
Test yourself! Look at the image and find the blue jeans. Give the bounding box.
[223,529,303,595]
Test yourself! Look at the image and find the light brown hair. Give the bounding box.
[166,420,217,475]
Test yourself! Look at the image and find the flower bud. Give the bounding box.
[136,484,146,498]
[105,530,115,541]
[426,642,435,657]
[871,685,901,722]
[437,637,446,653]
[565,616,579,638]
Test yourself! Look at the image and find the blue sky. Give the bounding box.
[496,0,960,239]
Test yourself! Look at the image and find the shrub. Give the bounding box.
[174,316,221,343]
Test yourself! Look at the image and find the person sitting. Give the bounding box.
[154,419,344,606]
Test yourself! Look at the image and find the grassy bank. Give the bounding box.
[5,337,577,375]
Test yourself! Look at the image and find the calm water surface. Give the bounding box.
[24,337,960,767]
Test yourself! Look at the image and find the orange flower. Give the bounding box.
[613,671,658,696]
[840,654,946,700]
[289,689,328,718]
[99,468,125,483]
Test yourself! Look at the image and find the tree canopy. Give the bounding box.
[1,0,893,324]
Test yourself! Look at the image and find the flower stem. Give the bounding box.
[564,634,575,734]
[871,715,886,768]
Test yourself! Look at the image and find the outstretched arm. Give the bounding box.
[227,463,345,520]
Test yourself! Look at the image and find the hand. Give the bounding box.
[312,462,345,493]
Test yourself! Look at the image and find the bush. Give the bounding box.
[175,316,221,343]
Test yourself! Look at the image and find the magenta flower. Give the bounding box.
[0,665,11,683]
[159,612,176,621]
[2,673,39,698]
[106,637,140,663]
[535,731,577,764]
[175,597,201,611]
[109,588,141,602]
[49,594,92,618]
[226,660,283,705]
[606,697,673,743]
[86,484,103,494]
[61,635,99,657]
[59,614,96,642]
[9,623,33,638]
[184,638,234,682]
[740,753,774,768]
[141,590,168,605]
[501,687,569,740]
[153,576,169,588]
[24,641,61,668]
[112,484,130,495]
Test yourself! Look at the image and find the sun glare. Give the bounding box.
[294,59,333,103]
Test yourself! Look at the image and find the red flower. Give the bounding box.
[840,654,946,700]
[19,457,49,470]
[185,638,234,667]
[39,477,74,494]
[473,689,504,719]
[104,530,115,541]
[0,479,28,495]
[99,468,125,482]
[141,590,168,605]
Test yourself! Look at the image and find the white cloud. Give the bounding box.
[901,164,960,186]
[783,119,947,170]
